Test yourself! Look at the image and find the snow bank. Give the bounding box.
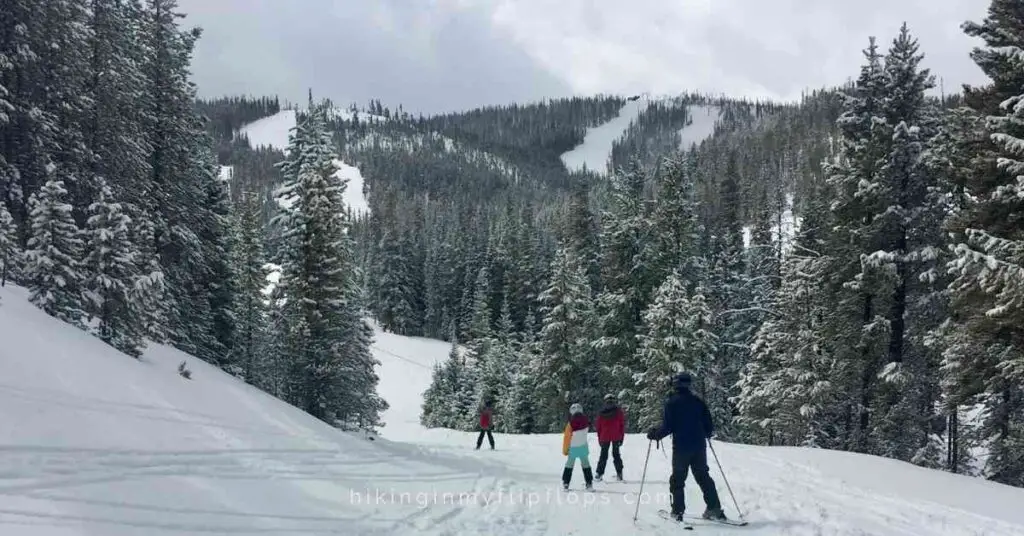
[560,98,649,175]
[0,284,536,535]
[237,110,369,217]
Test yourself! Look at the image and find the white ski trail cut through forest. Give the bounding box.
[560,98,649,175]
[3,109,1024,536]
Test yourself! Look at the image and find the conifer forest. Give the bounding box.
[1,0,1022,490]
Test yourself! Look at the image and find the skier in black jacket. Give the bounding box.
[646,372,727,522]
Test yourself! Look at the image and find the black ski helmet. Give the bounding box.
[673,372,693,390]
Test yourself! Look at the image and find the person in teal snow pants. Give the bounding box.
[561,403,594,490]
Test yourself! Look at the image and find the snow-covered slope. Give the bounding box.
[678,105,720,151]
[4,280,1024,536]
[0,285,532,535]
[237,110,369,216]
[560,98,649,175]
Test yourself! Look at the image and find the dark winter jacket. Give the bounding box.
[648,388,713,452]
[479,406,493,429]
[595,404,626,443]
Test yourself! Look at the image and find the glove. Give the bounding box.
[646,429,656,440]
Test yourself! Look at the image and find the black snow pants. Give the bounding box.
[669,447,722,516]
[476,427,494,449]
[596,440,623,477]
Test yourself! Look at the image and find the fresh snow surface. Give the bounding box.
[678,105,721,151]
[4,284,1024,535]
[218,166,233,183]
[237,110,369,217]
[236,110,296,152]
[560,98,648,175]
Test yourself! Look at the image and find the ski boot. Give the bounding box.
[702,508,727,521]
[594,472,603,482]
[582,467,594,490]
[615,470,623,481]
[561,467,572,490]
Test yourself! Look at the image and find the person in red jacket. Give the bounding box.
[476,399,495,450]
[594,393,625,480]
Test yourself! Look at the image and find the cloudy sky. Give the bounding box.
[178,0,991,115]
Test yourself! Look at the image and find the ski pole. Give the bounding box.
[708,439,744,520]
[633,439,653,523]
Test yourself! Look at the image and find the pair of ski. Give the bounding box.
[656,509,749,530]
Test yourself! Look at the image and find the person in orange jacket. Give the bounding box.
[561,403,593,490]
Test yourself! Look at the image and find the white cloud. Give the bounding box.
[482,0,990,101]
[179,0,992,111]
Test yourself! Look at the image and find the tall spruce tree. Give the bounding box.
[271,101,383,430]
[231,191,271,382]
[942,0,1024,486]
[634,272,717,430]
[24,173,86,327]
[83,179,147,357]
[0,201,19,287]
[536,245,597,431]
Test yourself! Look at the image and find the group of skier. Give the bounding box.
[473,371,729,523]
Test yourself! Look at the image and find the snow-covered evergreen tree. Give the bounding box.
[941,0,1024,486]
[83,179,147,357]
[735,197,843,449]
[132,216,169,345]
[270,100,383,430]
[536,245,597,431]
[24,173,86,326]
[502,311,540,433]
[0,201,20,287]
[231,191,271,382]
[593,159,656,416]
[634,272,717,430]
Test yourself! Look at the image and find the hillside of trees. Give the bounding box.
[0,0,381,431]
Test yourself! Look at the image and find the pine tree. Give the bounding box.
[821,35,904,454]
[634,272,717,430]
[942,0,1024,486]
[231,191,271,382]
[536,245,597,431]
[735,199,844,449]
[0,201,20,287]
[24,172,86,326]
[594,159,655,415]
[271,101,383,430]
[83,179,147,357]
[705,153,754,438]
[132,215,169,345]
[649,155,701,289]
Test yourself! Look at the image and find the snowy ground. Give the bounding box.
[3,284,1024,535]
[237,109,370,216]
[560,98,649,175]
[678,105,720,152]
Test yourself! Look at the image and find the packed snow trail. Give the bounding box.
[373,325,1024,536]
[560,98,648,175]
[677,105,720,151]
